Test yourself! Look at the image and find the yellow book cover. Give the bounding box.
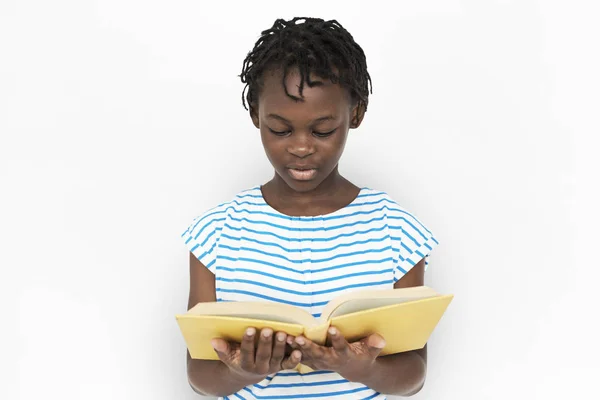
[176,286,453,372]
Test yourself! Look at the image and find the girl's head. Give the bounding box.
[240,17,372,193]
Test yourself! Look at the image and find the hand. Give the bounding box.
[289,327,385,382]
[211,327,302,382]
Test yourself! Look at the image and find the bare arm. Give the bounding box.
[185,252,300,397]
[290,258,429,396]
[185,253,260,397]
[348,258,428,396]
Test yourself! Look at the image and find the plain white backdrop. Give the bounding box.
[1,1,599,399]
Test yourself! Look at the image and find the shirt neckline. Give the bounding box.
[256,185,366,220]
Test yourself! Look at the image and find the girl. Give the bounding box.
[182,17,438,399]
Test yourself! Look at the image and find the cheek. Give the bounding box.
[326,134,349,159]
[260,131,284,160]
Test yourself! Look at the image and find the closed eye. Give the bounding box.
[313,128,337,137]
[269,128,291,136]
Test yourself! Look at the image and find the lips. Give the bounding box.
[287,164,318,170]
[286,165,318,181]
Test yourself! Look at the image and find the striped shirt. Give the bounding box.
[182,186,438,400]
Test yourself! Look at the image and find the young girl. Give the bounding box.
[182,17,438,400]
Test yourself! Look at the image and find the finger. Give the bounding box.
[254,328,274,373]
[281,349,302,370]
[240,327,257,370]
[287,337,299,352]
[270,332,287,371]
[327,326,350,355]
[294,336,322,360]
[294,335,312,350]
[286,335,295,346]
[361,333,386,359]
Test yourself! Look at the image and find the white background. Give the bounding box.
[1,1,599,399]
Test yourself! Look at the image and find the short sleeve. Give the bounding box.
[388,207,439,283]
[181,208,227,274]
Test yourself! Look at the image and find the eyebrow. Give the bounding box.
[266,114,336,124]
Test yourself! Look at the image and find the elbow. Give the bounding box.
[187,360,235,397]
[188,379,209,396]
[187,381,232,398]
[187,360,214,397]
[187,365,210,397]
[403,381,425,397]
[392,353,427,397]
[391,377,425,397]
[188,370,231,397]
[404,355,427,396]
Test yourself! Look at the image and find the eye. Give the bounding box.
[269,128,291,136]
[313,128,337,137]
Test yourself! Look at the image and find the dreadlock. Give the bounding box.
[240,17,372,125]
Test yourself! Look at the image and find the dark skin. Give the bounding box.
[186,69,427,397]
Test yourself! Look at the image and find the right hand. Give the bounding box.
[211,327,302,381]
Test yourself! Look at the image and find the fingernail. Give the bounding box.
[293,350,302,361]
[295,337,305,346]
[246,327,256,336]
[286,336,294,345]
[262,329,272,338]
[328,327,337,335]
[375,340,386,349]
[211,339,218,349]
[277,332,286,342]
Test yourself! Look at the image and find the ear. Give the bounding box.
[349,102,366,129]
[250,105,260,129]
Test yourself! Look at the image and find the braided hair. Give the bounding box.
[240,17,372,125]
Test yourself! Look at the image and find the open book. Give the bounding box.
[177,286,453,368]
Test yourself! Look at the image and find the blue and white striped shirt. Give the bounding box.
[182,186,438,400]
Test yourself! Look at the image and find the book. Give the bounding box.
[176,286,452,372]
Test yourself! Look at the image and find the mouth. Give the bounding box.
[287,167,318,181]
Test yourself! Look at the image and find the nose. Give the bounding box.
[287,132,315,158]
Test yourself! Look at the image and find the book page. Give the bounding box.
[225,313,302,324]
[327,297,430,318]
[187,301,318,327]
[326,295,454,355]
[320,286,439,321]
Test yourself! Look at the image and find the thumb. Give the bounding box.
[280,350,302,371]
[361,333,386,359]
[211,338,234,362]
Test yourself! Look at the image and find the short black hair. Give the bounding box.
[240,17,372,124]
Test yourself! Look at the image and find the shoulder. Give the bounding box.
[181,187,264,269]
[360,187,437,244]
[182,186,263,238]
[361,188,439,279]
[358,188,423,219]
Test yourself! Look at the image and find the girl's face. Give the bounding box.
[252,69,362,193]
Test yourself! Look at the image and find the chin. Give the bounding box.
[278,174,323,193]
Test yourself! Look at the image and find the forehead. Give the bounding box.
[258,69,352,118]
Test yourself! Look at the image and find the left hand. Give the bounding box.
[289,326,386,382]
